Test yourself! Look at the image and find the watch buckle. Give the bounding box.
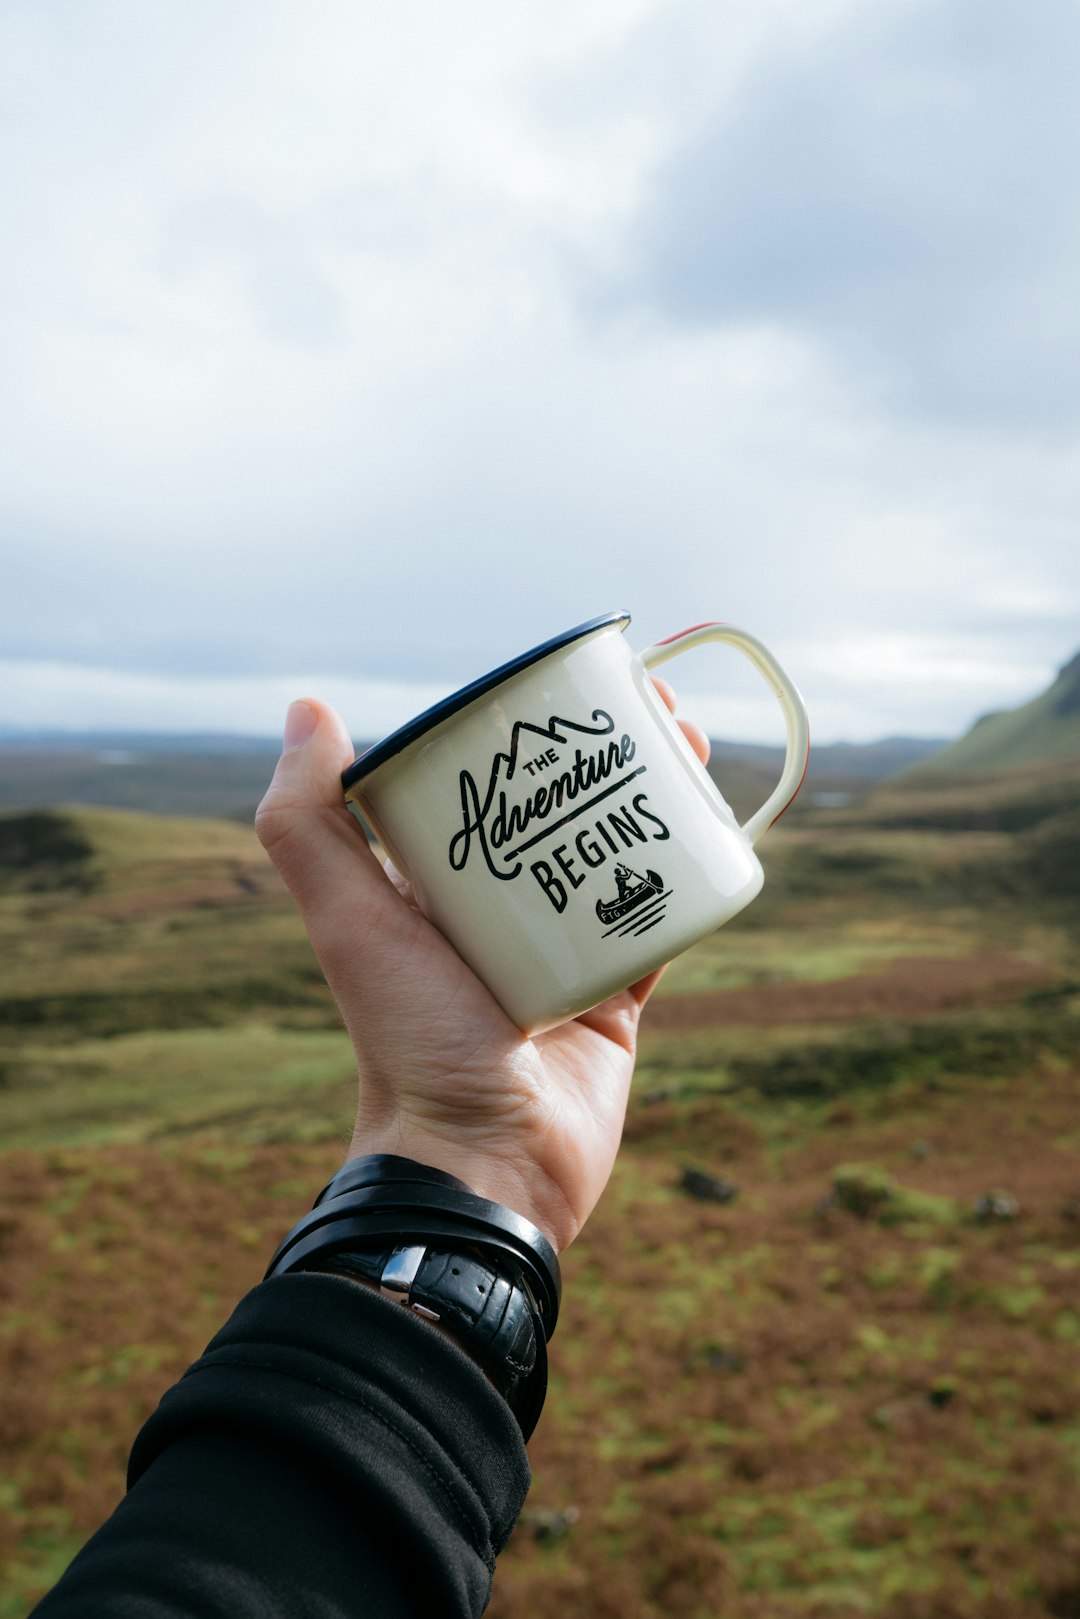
[380,1245,441,1321]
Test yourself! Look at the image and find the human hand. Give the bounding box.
[255,689,709,1253]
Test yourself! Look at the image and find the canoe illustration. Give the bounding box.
[595,863,663,926]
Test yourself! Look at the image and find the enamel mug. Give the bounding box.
[342,612,809,1035]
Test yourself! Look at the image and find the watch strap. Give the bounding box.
[266,1178,561,1335]
[314,1155,472,1207]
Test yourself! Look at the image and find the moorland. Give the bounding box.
[1,745,1079,1617]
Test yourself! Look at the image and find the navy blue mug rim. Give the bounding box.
[341,610,632,790]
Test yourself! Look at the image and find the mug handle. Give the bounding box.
[641,622,810,845]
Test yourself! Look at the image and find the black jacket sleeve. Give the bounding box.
[30,1272,532,1619]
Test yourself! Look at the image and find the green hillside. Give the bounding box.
[913,648,1080,773]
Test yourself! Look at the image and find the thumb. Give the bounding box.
[255,697,383,912]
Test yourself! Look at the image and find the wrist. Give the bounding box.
[345,1126,576,1254]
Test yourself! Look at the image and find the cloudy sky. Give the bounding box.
[2,0,1078,747]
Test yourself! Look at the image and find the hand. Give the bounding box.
[255,689,709,1253]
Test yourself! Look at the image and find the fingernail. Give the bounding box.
[283,700,317,753]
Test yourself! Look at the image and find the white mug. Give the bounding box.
[343,612,808,1035]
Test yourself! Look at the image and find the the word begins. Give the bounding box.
[529,793,670,912]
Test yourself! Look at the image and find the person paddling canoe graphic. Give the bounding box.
[595,863,664,926]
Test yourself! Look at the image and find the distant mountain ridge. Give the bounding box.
[910,649,1080,775]
[0,731,948,822]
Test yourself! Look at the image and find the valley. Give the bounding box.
[1,746,1078,1617]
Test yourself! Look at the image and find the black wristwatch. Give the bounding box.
[302,1241,543,1431]
[265,1156,560,1440]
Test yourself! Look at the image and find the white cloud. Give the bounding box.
[0,0,1076,746]
[0,632,1061,748]
[0,659,451,744]
[616,0,1080,429]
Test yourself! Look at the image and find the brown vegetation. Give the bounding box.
[2,1053,1079,1617]
[2,789,1079,1616]
[643,953,1056,1030]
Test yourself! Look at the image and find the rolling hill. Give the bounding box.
[911,647,1080,774]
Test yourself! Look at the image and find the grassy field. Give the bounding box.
[1,771,1079,1617]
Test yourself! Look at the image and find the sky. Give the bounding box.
[1,0,1078,749]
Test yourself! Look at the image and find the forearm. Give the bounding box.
[31,1274,530,1619]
